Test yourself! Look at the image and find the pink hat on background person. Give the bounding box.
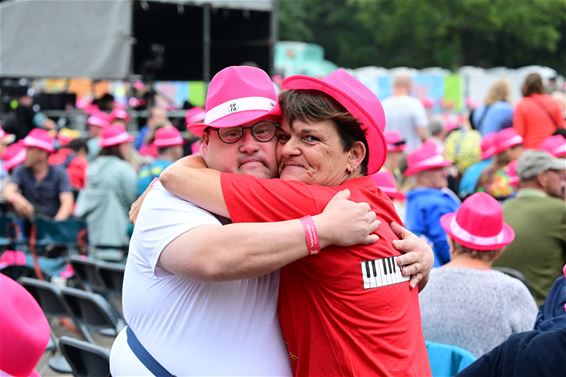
[493,128,523,155]
[23,128,55,153]
[185,107,206,127]
[404,141,452,176]
[188,66,280,137]
[111,108,130,123]
[421,98,434,109]
[100,124,134,148]
[384,130,406,152]
[283,69,387,174]
[538,135,566,158]
[0,275,50,377]
[371,171,405,201]
[153,127,185,148]
[506,160,519,187]
[1,140,26,170]
[480,132,498,160]
[440,192,515,251]
[87,111,112,128]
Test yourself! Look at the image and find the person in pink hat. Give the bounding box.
[86,111,111,161]
[476,127,524,200]
[136,126,185,195]
[538,134,566,158]
[0,274,50,377]
[371,170,407,222]
[0,128,16,180]
[156,68,434,376]
[3,128,74,220]
[404,141,460,267]
[0,140,26,173]
[419,192,538,357]
[458,132,498,198]
[383,130,407,179]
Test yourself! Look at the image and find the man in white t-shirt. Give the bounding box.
[383,72,429,151]
[110,66,433,376]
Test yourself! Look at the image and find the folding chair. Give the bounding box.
[426,341,476,377]
[96,261,126,317]
[493,266,530,290]
[0,213,24,251]
[59,336,110,377]
[30,217,87,258]
[69,255,106,294]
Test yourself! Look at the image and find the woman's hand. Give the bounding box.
[391,222,434,291]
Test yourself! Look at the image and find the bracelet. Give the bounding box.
[300,215,320,255]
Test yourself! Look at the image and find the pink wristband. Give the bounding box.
[300,216,320,255]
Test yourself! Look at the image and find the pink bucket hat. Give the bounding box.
[0,275,50,377]
[538,135,566,158]
[154,127,185,148]
[480,132,498,160]
[1,140,26,170]
[23,128,55,153]
[493,128,523,155]
[185,107,206,127]
[189,66,280,136]
[441,192,515,251]
[100,124,134,148]
[282,69,387,174]
[384,130,406,152]
[371,171,405,201]
[404,141,452,176]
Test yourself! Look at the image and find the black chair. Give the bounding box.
[30,217,87,258]
[0,213,24,251]
[69,255,106,294]
[59,336,110,377]
[96,261,125,317]
[494,266,530,290]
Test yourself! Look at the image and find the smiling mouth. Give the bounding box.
[240,160,264,168]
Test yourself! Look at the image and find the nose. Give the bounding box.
[238,128,259,154]
[279,136,301,158]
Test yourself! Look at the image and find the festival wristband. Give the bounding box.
[300,215,320,255]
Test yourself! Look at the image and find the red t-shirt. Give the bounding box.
[514,94,564,149]
[221,174,431,377]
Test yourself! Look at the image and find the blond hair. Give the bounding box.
[485,78,511,105]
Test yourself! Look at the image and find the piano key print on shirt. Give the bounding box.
[361,256,410,289]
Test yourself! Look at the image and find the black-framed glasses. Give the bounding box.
[216,121,279,144]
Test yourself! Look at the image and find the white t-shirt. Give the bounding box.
[110,182,291,376]
[382,95,429,151]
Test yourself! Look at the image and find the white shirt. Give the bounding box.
[383,95,429,151]
[110,182,291,376]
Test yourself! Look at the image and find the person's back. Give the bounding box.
[473,101,513,137]
[87,155,136,213]
[383,95,428,151]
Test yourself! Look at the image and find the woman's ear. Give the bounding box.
[347,141,366,172]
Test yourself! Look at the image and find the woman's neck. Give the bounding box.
[444,253,492,270]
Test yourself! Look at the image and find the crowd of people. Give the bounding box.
[0,66,565,376]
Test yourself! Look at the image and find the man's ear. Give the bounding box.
[200,132,210,157]
[347,141,366,173]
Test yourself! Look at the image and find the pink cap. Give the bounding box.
[154,127,185,148]
[100,125,134,148]
[189,66,280,137]
[371,171,405,201]
[538,135,566,158]
[404,142,452,176]
[384,130,406,152]
[185,107,206,126]
[283,69,387,174]
[23,128,55,153]
[440,192,515,251]
[1,140,26,170]
[506,160,519,187]
[0,275,50,377]
[493,128,523,155]
[421,98,434,109]
[480,133,498,160]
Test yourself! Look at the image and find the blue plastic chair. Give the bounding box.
[426,341,477,377]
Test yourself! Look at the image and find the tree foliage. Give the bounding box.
[278,0,566,72]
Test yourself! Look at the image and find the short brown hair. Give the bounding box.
[452,241,502,263]
[521,73,544,97]
[279,89,369,175]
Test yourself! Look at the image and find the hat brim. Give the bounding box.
[100,135,134,148]
[440,213,515,251]
[404,160,452,176]
[282,75,386,174]
[188,106,281,137]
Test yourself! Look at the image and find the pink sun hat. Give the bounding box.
[282,69,387,174]
[111,107,131,123]
[0,275,50,377]
[506,160,519,187]
[480,132,498,160]
[188,66,280,137]
[440,192,515,251]
[1,140,26,170]
[404,141,452,176]
[100,124,134,148]
[371,171,405,201]
[538,135,566,158]
[154,127,185,148]
[493,128,523,155]
[87,112,111,128]
[384,130,406,152]
[23,128,55,153]
[185,107,206,127]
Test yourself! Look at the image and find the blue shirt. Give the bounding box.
[136,159,172,196]
[458,159,492,199]
[472,102,513,136]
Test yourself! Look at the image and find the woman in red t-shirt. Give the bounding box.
[160,70,433,377]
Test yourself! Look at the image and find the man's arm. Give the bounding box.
[3,182,34,219]
[54,192,74,220]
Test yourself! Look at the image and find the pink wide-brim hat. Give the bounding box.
[493,128,523,155]
[384,130,406,153]
[440,192,515,251]
[0,275,50,377]
[23,128,55,153]
[153,126,185,148]
[185,107,206,126]
[188,66,280,137]
[480,132,498,160]
[87,111,112,128]
[282,69,387,174]
[1,140,26,170]
[371,171,405,201]
[404,142,452,176]
[111,108,130,123]
[100,124,134,148]
[538,135,566,158]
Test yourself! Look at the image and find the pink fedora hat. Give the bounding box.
[493,128,523,155]
[0,275,50,377]
[23,128,55,153]
[384,130,406,153]
[282,69,387,174]
[404,141,452,176]
[440,192,515,251]
[1,140,26,170]
[185,107,206,127]
[154,127,185,148]
[538,135,566,158]
[371,171,405,201]
[506,160,519,187]
[189,66,280,136]
[87,111,112,128]
[111,108,130,123]
[100,124,134,148]
[480,132,498,160]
